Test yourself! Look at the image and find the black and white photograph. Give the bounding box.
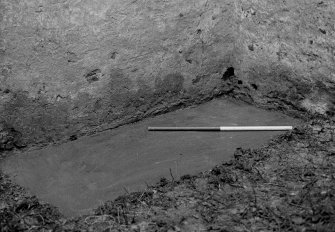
[0,0,334,231]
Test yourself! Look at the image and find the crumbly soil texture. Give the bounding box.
[1,116,335,231]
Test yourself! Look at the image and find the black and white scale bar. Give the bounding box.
[148,126,293,131]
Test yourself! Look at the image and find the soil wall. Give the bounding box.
[0,0,237,146]
[0,0,334,147]
[235,0,335,116]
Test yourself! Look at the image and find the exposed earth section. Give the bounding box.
[1,0,334,147]
[0,0,335,231]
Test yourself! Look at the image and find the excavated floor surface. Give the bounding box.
[0,99,299,217]
[1,98,334,232]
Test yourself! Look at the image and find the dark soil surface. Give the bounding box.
[1,116,334,231]
[1,98,299,217]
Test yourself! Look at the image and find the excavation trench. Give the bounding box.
[0,99,300,217]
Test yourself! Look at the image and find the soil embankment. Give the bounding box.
[1,0,334,147]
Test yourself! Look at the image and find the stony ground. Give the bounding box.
[1,116,334,231]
